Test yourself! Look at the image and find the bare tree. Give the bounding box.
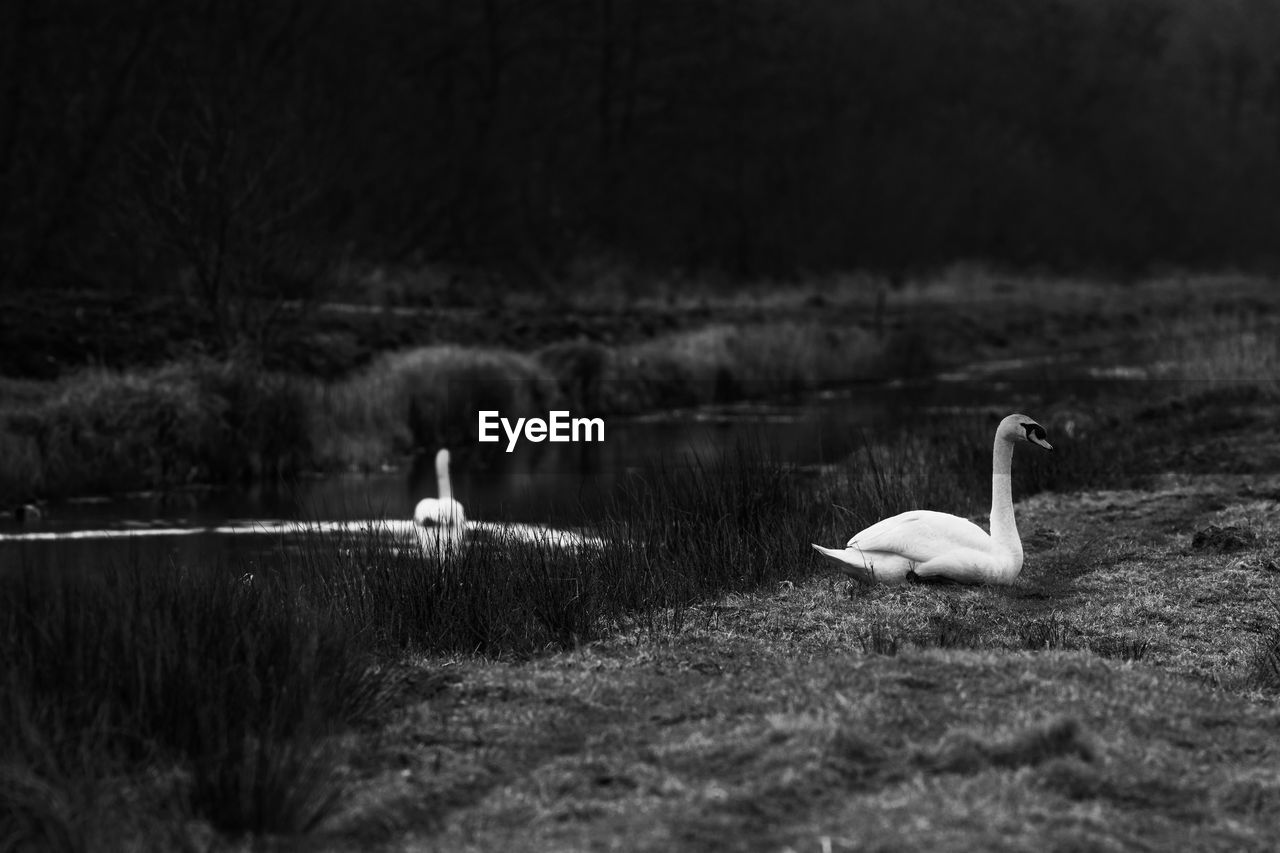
[0,1,159,291]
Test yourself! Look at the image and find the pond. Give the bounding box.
[0,354,1139,569]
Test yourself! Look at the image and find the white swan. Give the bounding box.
[413,448,466,533]
[0,445,602,550]
[812,413,1053,585]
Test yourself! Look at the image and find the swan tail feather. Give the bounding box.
[811,543,876,583]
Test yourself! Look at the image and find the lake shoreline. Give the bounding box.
[2,273,1276,511]
[327,392,1280,851]
[4,366,1279,848]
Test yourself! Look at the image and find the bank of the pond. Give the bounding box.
[3,273,1277,509]
[0,321,898,507]
[5,383,1280,850]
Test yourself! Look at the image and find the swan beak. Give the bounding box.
[1035,438,1054,451]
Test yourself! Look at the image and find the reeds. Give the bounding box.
[315,344,563,468]
[0,552,388,845]
[1,319,907,503]
[819,406,1146,544]
[1145,312,1280,390]
[2,384,1263,846]
[0,358,313,505]
[0,441,828,846]
[583,322,891,414]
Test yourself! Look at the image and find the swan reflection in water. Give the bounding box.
[0,513,604,551]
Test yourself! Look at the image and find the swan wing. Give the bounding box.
[912,547,1016,585]
[845,510,992,563]
[414,497,466,527]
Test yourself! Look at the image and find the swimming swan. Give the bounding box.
[812,413,1053,585]
[413,448,467,532]
[0,446,607,549]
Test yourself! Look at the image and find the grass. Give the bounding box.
[300,320,915,469]
[0,553,388,845]
[5,274,1280,847]
[0,358,314,505]
[347,389,1279,851]
[390,454,1280,850]
[314,344,562,469]
[358,625,1280,851]
[1142,309,1280,390]
[9,271,1279,506]
[8,383,1280,848]
[0,321,908,503]
[591,322,894,413]
[0,440,826,848]
[0,400,1148,847]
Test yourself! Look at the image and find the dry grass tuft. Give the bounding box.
[1191,524,1258,553]
[920,716,1095,774]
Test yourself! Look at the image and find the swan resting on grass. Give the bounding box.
[812,413,1053,585]
[412,448,467,543]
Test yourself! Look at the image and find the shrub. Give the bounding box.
[190,359,315,482]
[596,323,887,414]
[316,345,561,467]
[0,359,314,502]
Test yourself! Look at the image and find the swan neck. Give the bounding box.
[436,455,453,501]
[990,437,1020,557]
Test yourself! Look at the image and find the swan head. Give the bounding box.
[998,413,1053,451]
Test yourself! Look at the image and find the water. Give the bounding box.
[0,359,1135,568]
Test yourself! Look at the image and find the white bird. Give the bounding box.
[812,413,1053,585]
[413,448,467,535]
[0,443,602,549]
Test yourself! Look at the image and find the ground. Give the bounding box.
[313,460,1280,851]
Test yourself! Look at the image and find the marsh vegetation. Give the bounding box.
[5,351,1280,848]
[4,273,1276,509]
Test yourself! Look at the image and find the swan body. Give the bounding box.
[812,413,1053,585]
[413,449,466,541]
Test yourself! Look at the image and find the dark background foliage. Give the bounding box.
[3,0,1280,299]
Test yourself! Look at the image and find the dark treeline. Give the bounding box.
[4,0,1280,299]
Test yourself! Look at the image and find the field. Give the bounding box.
[3,275,1280,850]
[398,477,1280,852]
